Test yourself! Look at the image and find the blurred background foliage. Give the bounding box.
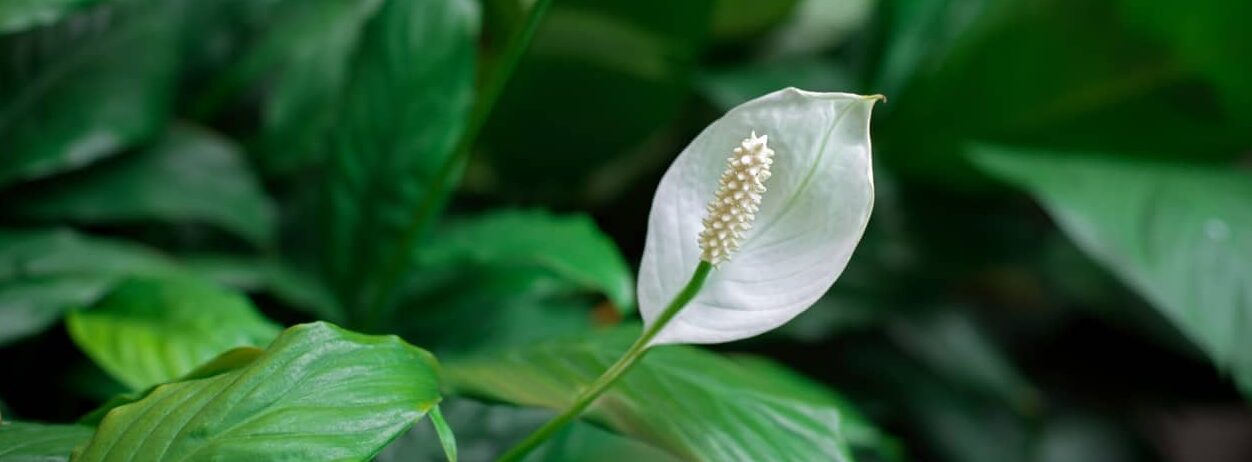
[1,0,1250,460]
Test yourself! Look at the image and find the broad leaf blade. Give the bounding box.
[446,325,891,461]
[639,88,878,345]
[973,147,1252,397]
[321,0,478,311]
[0,229,178,345]
[0,421,93,461]
[73,322,442,461]
[0,0,180,185]
[422,210,634,312]
[13,124,276,247]
[66,277,281,390]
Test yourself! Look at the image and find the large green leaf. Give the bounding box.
[476,0,714,204]
[0,421,93,461]
[973,147,1252,397]
[12,124,275,247]
[873,0,1251,186]
[320,0,478,313]
[73,322,441,461]
[66,277,281,390]
[0,0,180,186]
[0,229,177,345]
[447,325,893,461]
[422,210,634,312]
[0,0,101,33]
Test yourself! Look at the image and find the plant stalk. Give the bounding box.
[361,0,553,329]
[497,261,713,462]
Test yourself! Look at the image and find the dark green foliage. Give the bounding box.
[1,0,1250,460]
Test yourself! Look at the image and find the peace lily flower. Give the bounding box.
[639,87,880,345]
[500,88,881,461]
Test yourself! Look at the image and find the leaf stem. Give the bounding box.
[361,0,554,329]
[496,261,713,462]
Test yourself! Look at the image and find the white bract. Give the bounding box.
[638,88,879,346]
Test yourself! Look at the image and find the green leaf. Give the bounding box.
[12,124,276,247]
[200,0,384,172]
[973,147,1252,397]
[73,322,442,461]
[0,0,180,186]
[320,0,478,311]
[0,421,93,461]
[709,0,796,42]
[477,0,714,204]
[0,0,101,33]
[0,229,178,345]
[423,210,634,312]
[446,325,892,461]
[67,277,281,390]
[758,0,874,58]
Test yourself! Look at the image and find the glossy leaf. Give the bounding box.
[0,421,93,461]
[447,325,891,461]
[974,147,1252,397]
[639,88,878,345]
[73,322,442,461]
[0,0,180,186]
[0,229,177,345]
[0,0,101,33]
[321,0,478,310]
[422,210,634,312]
[67,277,281,390]
[13,124,275,247]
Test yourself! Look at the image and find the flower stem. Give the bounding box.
[496,261,713,462]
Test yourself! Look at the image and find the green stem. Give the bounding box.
[361,0,554,329]
[497,261,713,462]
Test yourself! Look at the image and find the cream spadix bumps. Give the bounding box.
[699,131,774,265]
[639,88,881,346]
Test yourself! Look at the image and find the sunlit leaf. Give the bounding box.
[447,325,893,461]
[639,88,878,345]
[974,146,1252,398]
[67,277,281,390]
[0,0,180,186]
[12,124,276,247]
[73,322,441,461]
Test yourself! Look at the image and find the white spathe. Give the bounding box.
[638,88,879,346]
